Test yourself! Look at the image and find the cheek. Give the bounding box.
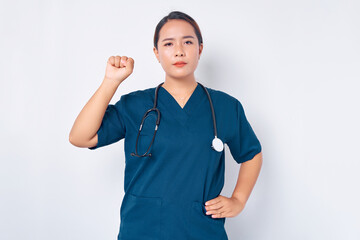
[159,52,172,63]
[159,57,172,69]
[190,54,199,66]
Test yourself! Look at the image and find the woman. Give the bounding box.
[69,10,263,240]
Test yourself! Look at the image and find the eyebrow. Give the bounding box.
[161,36,195,42]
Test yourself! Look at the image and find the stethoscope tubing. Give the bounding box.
[131,81,222,157]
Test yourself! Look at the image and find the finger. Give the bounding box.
[115,56,121,68]
[108,56,115,66]
[210,210,227,218]
[119,56,126,68]
[127,57,134,66]
[205,198,221,206]
[206,202,224,211]
[206,205,225,215]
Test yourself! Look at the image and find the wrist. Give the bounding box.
[231,194,247,206]
[102,77,121,89]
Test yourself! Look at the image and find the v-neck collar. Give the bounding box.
[157,82,206,127]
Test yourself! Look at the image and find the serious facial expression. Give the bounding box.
[154,19,203,79]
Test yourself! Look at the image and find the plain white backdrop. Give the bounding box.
[1,0,359,239]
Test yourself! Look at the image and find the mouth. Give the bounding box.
[173,62,187,67]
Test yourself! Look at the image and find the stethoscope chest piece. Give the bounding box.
[212,137,224,152]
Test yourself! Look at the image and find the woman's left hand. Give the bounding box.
[204,195,245,218]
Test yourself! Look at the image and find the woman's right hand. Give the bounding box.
[104,55,135,84]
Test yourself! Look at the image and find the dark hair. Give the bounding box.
[153,11,203,51]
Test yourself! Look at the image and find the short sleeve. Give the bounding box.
[88,95,126,150]
[226,100,262,164]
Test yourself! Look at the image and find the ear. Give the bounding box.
[199,43,203,59]
[153,47,160,63]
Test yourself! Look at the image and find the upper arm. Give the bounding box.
[88,95,127,150]
[226,99,262,164]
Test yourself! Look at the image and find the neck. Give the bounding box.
[162,74,198,95]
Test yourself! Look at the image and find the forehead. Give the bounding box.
[159,19,196,39]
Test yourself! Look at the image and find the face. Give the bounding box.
[153,19,203,80]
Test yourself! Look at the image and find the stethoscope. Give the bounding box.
[131,81,224,157]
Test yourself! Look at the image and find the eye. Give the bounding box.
[164,41,193,47]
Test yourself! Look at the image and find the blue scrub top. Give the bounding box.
[89,82,262,240]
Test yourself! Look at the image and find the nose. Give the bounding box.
[175,45,185,57]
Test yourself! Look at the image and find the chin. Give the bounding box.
[170,71,194,79]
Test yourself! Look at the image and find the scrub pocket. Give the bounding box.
[189,201,228,240]
[119,193,162,240]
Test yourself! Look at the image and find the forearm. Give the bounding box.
[69,78,120,147]
[231,152,263,205]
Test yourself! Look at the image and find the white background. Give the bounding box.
[1,0,359,239]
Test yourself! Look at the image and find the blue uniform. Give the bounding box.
[89,82,262,240]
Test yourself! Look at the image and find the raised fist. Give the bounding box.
[105,55,134,83]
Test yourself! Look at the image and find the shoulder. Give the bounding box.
[122,86,155,98]
[119,86,155,104]
[204,86,247,120]
[205,86,240,106]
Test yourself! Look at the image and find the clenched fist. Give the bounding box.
[105,55,134,84]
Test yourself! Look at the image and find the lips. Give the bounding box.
[173,61,187,67]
